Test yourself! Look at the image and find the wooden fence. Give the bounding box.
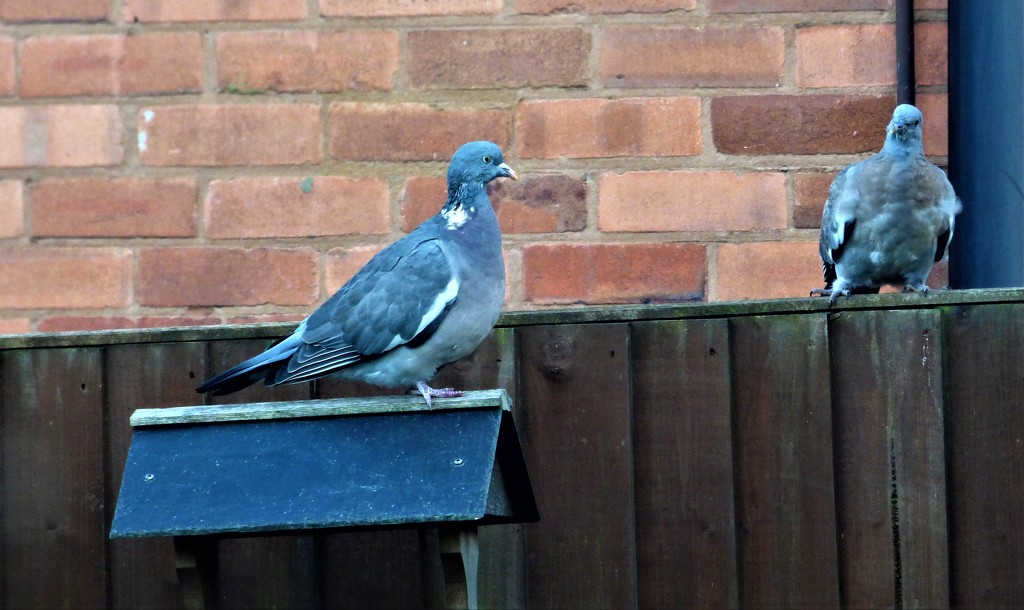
[1,289,1023,609]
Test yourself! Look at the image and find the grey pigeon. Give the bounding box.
[197,141,516,406]
[813,104,960,303]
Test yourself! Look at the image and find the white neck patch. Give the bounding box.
[442,204,470,230]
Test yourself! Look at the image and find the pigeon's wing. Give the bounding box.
[270,236,458,384]
[819,165,860,284]
[926,163,961,262]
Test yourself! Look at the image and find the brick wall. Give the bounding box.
[0,0,949,333]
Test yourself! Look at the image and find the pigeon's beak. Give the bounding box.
[498,163,518,181]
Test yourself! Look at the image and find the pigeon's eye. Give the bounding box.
[482,155,491,164]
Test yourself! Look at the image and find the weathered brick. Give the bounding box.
[227,313,306,325]
[31,178,197,238]
[916,0,946,9]
[0,247,131,309]
[217,31,398,93]
[916,22,947,87]
[793,172,836,229]
[329,103,511,161]
[320,0,500,17]
[139,247,317,307]
[325,246,384,293]
[0,318,32,334]
[601,27,784,88]
[918,93,948,157]
[0,38,14,95]
[796,25,894,88]
[523,242,706,304]
[206,177,390,239]
[710,0,889,11]
[409,29,589,89]
[37,316,222,333]
[517,97,701,159]
[1,0,108,22]
[139,104,320,166]
[796,23,946,88]
[124,0,306,22]
[20,33,202,97]
[599,171,787,232]
[712,95,892,155]
[401,175,587,234]
[518,0,695,13]
[0,105,123,168]
[715,241,821,301]
[0,180,24,238]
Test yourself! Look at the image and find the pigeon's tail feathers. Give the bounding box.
[196,332,303,395]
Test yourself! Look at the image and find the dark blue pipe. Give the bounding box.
[948,2,1024,288]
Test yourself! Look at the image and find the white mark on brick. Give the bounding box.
[143,110,154,122]
[137,130,148,152]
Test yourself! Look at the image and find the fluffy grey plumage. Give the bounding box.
[813,104,961,303]
[197,141,516,406]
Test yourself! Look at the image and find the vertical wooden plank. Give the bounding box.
[1,347,106,609]
[106,342,209,610]
[830,309,949,609]
[729,314,839,609]
[320,529,428,610]
[205,339,319,610]
[631,319,738,609]
[945,303,1024,609]
[519,323,637,609]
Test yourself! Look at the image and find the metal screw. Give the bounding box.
[144,474,155,481]
[453,458,464,466]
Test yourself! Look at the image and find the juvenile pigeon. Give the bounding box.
[813,104,960,303]
[197,141,516,406]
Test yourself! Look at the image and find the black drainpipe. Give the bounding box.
[895,0,915,105]
[948,2,1024,288]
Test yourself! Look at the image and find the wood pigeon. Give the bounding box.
[813,104,960,303]
[197,141,516,406]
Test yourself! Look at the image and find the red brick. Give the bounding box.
[329,103,511,161]
[710,0,889,11]
[1,0,108,22]
[715,241,821,301]
[139,247,317,307]
[916,22,947,87]
[517,97,701,159]
[227,313,306,325]
[206,177,390,238]
[31,178,196,238]
[518,0,695,13]
[523,242,706,304]
[0,106,123,168]
[793,172,836,229]
[408,29,589,89]
[320,0,500,17]
[0,247,131,309]
[0,38,14,95]
[325,246,384,293]
[916,0,946,9]
[20,34,202,97]
[124,0,306,22]
[0,318,32,334]
[918,93,947,157]
[401,175,587,233]
[713,95,892,155]
[0,180,24,238]
[601,27,784,88]
[37,316,222,333]
[217,31,398,93]
[599,171,787,232]
[796,25,894,88]
[139,104,320,166]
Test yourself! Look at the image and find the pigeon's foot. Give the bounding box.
[810,286,849,305]
[415,380,464,409]
[903,284,929,294]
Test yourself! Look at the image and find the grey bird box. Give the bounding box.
[110,389,537,609]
